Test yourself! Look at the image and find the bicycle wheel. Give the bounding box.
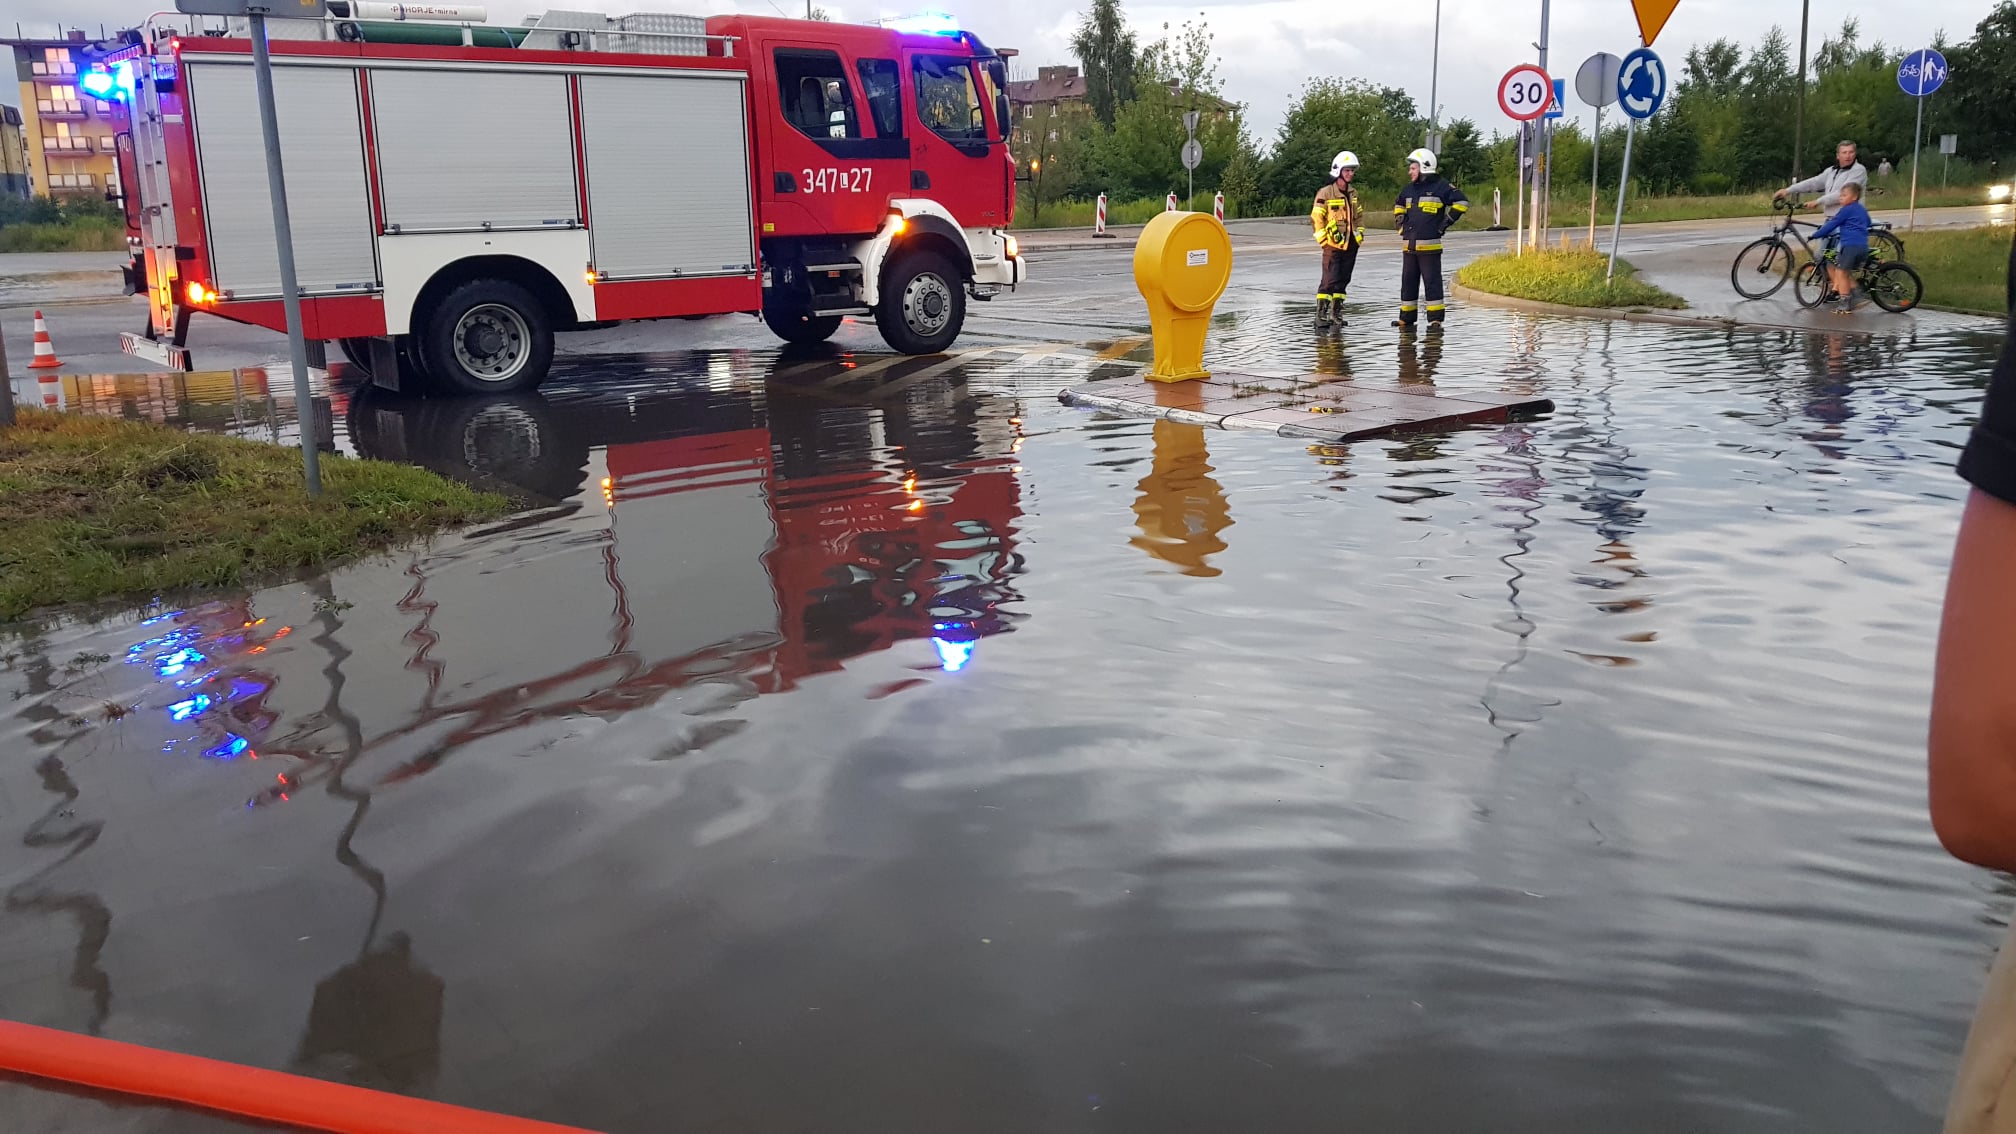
[1871,228,1905,264]
[1792,261,1829,309]
[1866,261,1923,313]
[1731,237,1793,299]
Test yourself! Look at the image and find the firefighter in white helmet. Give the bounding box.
[1310,150,1365,329]
[1392,147,1469,329]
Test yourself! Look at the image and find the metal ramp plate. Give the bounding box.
[1060,373,1554,442]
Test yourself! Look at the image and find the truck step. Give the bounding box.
[803,260,863,275]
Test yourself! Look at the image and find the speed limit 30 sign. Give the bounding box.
[1498,64,1554,121]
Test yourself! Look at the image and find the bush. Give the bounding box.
[0,218,125,252]
[1455,245,1686,309]
[1690,172,1735,196]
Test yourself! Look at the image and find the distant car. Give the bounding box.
[1991,180,2014,203]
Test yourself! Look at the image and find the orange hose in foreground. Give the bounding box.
[0,1020,600,1134]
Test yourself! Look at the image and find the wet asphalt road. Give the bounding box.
[1,220,2013,1133]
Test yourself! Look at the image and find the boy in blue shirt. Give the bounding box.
[1811,181,1872,311]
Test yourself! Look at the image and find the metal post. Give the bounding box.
[1532,0,1549,250]
[1543,120,1554,242]
[0,310,14,428]
[1588,104,1601,247]
[1606,115,1637,284]
[1793,0,1809,182]
[1515,128,1526,257]
[1427,0,1442,146]
[250,13,321,495]
[1908,89,1925,231]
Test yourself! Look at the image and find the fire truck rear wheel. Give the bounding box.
[419,279,554,395]
[761,306,843,345]
[876,251,965,355]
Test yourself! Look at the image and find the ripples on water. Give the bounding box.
[0,310,2006,1132]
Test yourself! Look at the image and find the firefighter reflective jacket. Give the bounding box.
[1393,175,1470,251]
[1310,182,1363,250]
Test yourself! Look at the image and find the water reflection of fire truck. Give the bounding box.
[341,368,1025,755]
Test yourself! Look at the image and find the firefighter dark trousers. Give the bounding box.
[1318,244,1359,304]
[1398,248,1446,325]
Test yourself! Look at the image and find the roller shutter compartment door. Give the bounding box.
[186,62,376,297]
[371,69,579,232]
[579,73,754,279]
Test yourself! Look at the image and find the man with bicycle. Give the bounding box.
[1776,140,1868,218]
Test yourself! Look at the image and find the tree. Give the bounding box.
[1081,19,1244,200]
[1943,2,2016,164]
[1635,106,1702,193]
[1070,0,1138,128]
[1261,77,1420,206]
[1437,119,1488,187]
[1013,109,1096,220]
[1219,146,1261,216]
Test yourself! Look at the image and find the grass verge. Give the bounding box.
[1894,225,2012,315]
[1455,246,1686,310]
[0,409,511,620]
[0,218,126,253]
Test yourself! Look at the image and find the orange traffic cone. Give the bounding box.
[27,310,62,369]
[38,371,59,408]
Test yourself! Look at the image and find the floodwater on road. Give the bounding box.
[2,305,2009,1133]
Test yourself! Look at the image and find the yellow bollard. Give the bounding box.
[1133,211,1233,382]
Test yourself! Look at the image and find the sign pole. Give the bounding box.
[1588,104,1601,246]
[1908,90,1924,231]
[1515,128,1526,257]
[1606,116,1636,284]
[250,12,321,495]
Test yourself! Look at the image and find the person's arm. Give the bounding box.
[1780,171,1826,197]
[1310,194,1327,242]
[1933,492,2016,870]
[1811,212,1841,240]
[1932,240,2016,870]
[1442,184,1470,234]
[1393,191,1407,230]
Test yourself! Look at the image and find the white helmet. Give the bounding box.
[1329,150,1360,178]
[1406,148,1438,174]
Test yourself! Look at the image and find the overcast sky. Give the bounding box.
[15,0,1990,145]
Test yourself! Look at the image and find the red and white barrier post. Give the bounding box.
[1213,191,1225,222]
[1094,192,1114,238]
[1166,192,1179,212]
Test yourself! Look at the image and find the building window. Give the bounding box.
[1022,104,1032,120]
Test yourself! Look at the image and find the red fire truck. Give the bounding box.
[99,6,1024,394]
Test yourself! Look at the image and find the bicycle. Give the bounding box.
[1729,196,1906,300]
[1792,243,1924,313]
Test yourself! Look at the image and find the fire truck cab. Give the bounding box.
[103,7,1023,395]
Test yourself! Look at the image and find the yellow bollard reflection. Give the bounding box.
[1130,420,1234,577]
[1133,211,1233,382]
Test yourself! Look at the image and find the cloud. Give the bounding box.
[18,0,1987,143]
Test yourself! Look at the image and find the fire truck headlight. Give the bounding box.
[889,214,907,235]
[1004,234,1019,259]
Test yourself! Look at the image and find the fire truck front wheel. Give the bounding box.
[876,251,966,355]
[418,279,555,395]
